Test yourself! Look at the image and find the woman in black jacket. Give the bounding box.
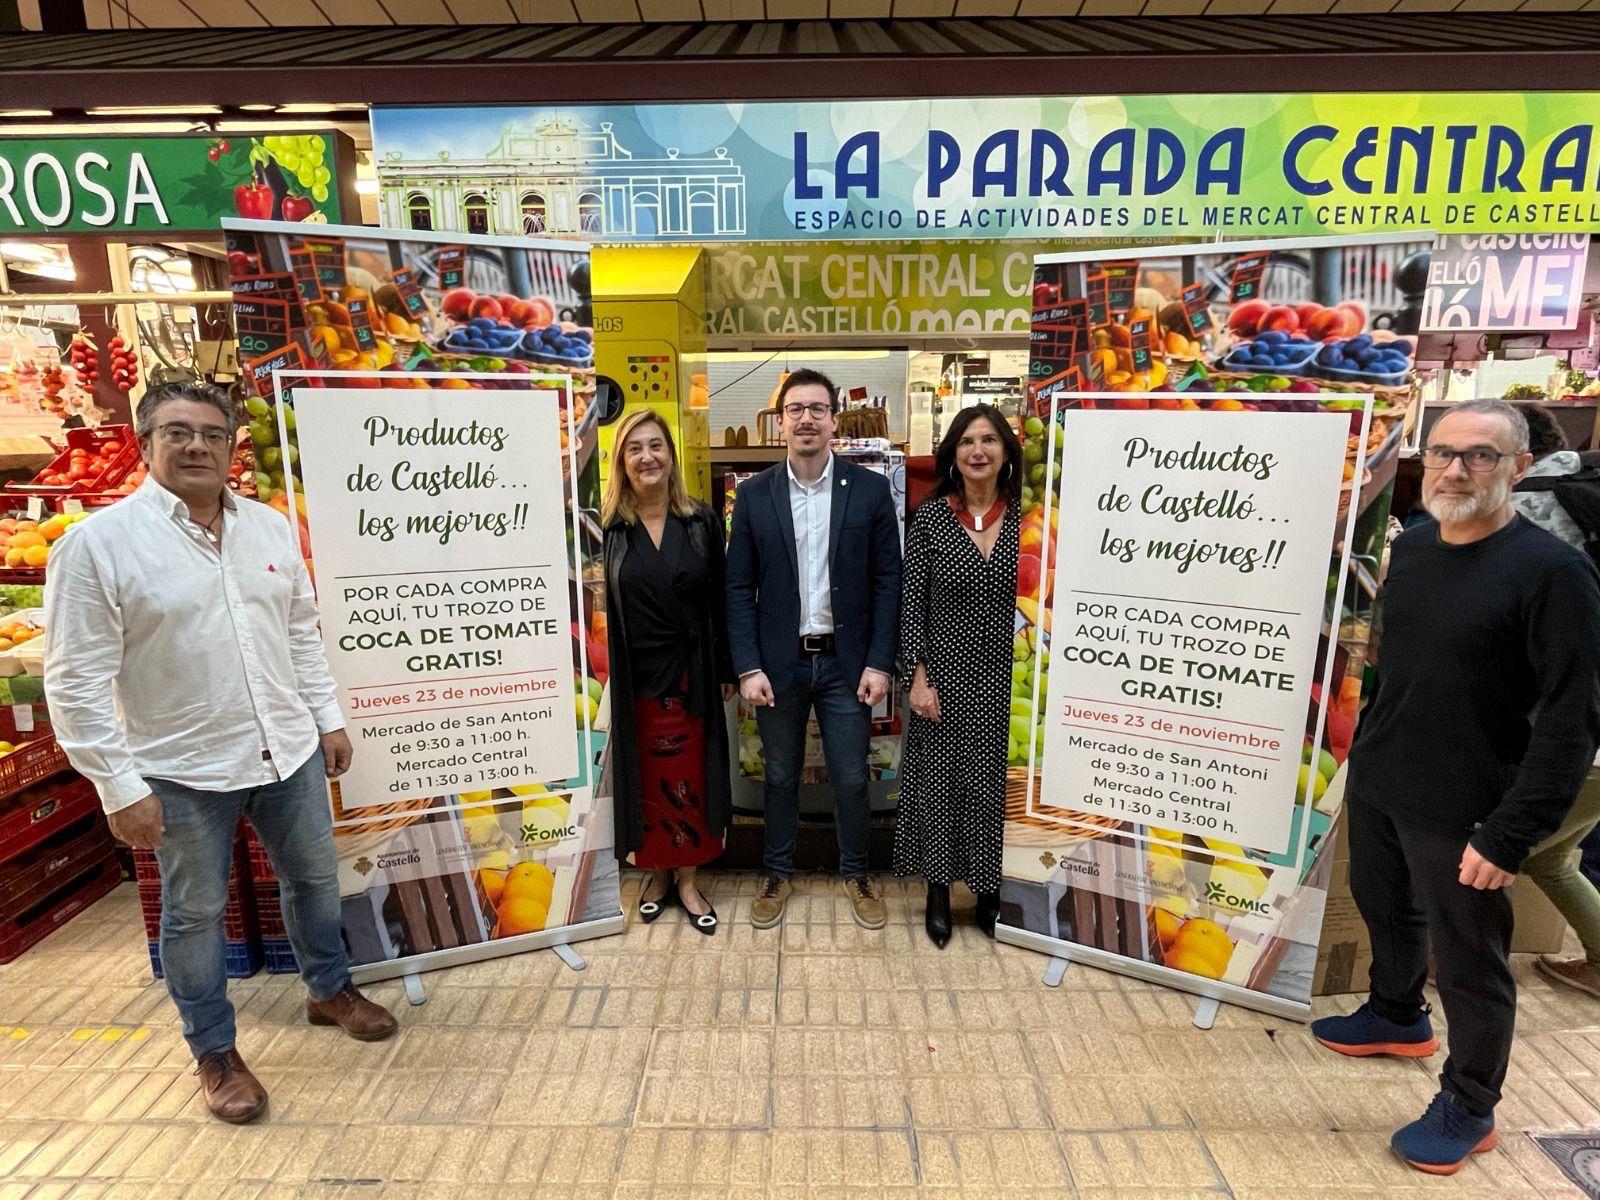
[602,409,734,934]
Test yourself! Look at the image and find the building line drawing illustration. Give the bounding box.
[378,115,748,240]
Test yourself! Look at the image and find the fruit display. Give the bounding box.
[66,334,98,389]
[218,134,334,223]
[0,512,87,577]
[458,784,572,938]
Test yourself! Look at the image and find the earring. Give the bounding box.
[948,464,960,482]
[1001,462,1013,481]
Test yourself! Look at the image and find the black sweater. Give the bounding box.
[1349,515,1600,872]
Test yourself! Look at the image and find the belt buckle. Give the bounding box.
[802,634,824,653]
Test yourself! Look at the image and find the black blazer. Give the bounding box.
[725,458,902,695]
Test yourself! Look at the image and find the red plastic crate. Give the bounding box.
[0,811,111,915]
[255,886,285,939]
[0,737,73,808]
[0,854,120,964]
[132,829,257,943]
[0,775,97,864]
[243,825,277,885]
[4,425,136,499]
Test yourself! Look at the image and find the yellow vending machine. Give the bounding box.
[591,246,710,500]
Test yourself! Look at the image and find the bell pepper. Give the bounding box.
[233,183,273,220]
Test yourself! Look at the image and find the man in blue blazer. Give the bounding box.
[726,369,902,930]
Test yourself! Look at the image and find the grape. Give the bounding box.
[297,168,315,188]
[262,135,281,153]
[312,184,329,203]
[313,165,331,185]
[306,134,325,153]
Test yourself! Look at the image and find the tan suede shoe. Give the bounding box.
[307,984,399,1041]
[751,875,793,928]
[195,1049,268,1124]
[843,876,886,930]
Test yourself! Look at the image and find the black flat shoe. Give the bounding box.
[679,883,718,936]
[976,892,1000,939]
[925,882,951,949]
[638,880,677,924]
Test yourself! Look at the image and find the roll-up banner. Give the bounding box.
[1005,234,1428,1019]
[223,218,620,983]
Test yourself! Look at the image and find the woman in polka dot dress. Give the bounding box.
[896,404,1023,948]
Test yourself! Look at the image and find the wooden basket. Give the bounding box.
[837,407,889,439]
[1003,768,1124,847]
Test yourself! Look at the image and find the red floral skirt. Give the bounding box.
[633,691,722,869]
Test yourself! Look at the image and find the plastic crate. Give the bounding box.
[243,825,277,885]
[0,854,120,965]
[0,735,72,807]
[132,828,258,944]
[4,425,136,499]
[255,886,285,939]
[0,811,111,915]
[262,936,299,975]
[0,775,97,863]
[147,935,262,981]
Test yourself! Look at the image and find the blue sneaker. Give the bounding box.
[1392,1090,1498,1175]
[1311,1000,1439,1058]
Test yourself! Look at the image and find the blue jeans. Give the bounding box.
[150,748,349,1059]
[756,652,872,879]
[1580,819,1600,888]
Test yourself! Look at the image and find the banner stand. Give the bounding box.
[996,924,1310,1023]
[352,913,626,989]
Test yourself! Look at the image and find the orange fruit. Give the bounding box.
[1166,918,1233,979]
[11,532,45,550]
[1151,908,1182,952]
[22,545,48,567]
[502,860,554,906]
[3,548,23,569]
[496,896,548,937]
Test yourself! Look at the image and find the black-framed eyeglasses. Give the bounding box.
[1420,446,1515,473]
[782,402,833,420]
[156,423,231,448]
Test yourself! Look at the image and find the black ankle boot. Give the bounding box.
[976,892,1000,939]
[925,882,951,949]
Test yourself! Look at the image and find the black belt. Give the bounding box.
[799,634,836,655]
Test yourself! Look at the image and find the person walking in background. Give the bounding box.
[603,409,735,935]
[1505,401,1600,991]
[1310,399,1600,1175]
[726,368,902,931]
[896,404,1022,947]
[44,380,397,1126]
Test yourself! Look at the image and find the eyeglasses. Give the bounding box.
[156,423,232,448]
[782,402,833,420]
[1420,446,1515,473]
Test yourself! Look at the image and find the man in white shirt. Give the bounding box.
[725,369,902,930]
[45,381,396,1125]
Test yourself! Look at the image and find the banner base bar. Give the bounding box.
[1042,956,1069,988]
[402,973,426,1006]
[995,922,1312,1024]
[349,913,626,988]
[552,943,587,972]
[1192,996,1221,1030]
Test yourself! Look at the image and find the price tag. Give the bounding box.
[436,247,469,292]
[1179,280,1214,335]
[1228,253,1269,305]
[1128,317,1155,373]
[393,270,429,318]
[1100,261,1139,319]
[61,499,83,516]
[346,297,379,353]
[13,705,32,733]
[25,496,42,521]
[1086,274,1111,329]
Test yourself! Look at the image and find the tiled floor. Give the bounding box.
[2,872,1598,1198]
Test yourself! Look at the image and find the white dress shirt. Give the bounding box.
[788,453,834,636]
[44,477,344,814]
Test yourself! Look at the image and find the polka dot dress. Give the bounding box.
[894,497,1020,894]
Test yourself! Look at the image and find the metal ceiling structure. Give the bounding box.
[2,12,1598,108]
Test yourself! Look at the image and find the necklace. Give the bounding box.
[947,493,1006,532]
[190,511,223,545]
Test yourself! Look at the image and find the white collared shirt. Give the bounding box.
[788,452,835,636]
[44,477,343,814]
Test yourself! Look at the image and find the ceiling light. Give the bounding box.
[88,105,222,116]
[0,242,61,263]
[238,104,277,112]
[0,110,50,118]
[274,103,341,113]
[355,178,378,196]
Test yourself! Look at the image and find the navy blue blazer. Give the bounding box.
[725,458,902,696]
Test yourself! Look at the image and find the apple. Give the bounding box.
[1226,299,1270,337]
[469,296,505,321]
[1016,553,1043,598]
[1260,305,1300,334]
[281,195,315,222]
[441,288,476,321]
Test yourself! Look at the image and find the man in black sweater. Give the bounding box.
[1312,398,1600,1177]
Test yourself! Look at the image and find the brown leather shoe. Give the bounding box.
[195,1049,268,1124]
[751,874,793,929]
[843,876,887,930]
[307,984,399,1042]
